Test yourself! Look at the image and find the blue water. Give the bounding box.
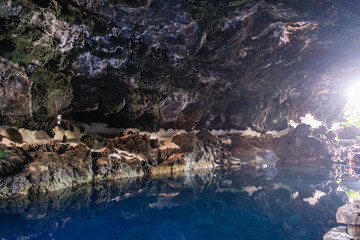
[0,165,347,240]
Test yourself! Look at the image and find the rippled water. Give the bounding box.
[0,165,347,240]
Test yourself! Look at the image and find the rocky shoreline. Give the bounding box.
[0,130,228,198]
[0,122,341,199]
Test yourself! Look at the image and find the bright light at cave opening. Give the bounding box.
[344,82,360,121]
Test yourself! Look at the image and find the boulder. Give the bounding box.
[273,118,288,131]
[337,201,360,225]
[196,130,217,143]
[292,124,312,138]
[336,200,360,237]
[323,226,351,240]
[338,126,360,139]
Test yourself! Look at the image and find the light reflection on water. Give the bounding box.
[0,165,347,240]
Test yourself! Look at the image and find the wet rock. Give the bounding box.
[6,128,23,143]
[80,135,95,148]
[0,143,93,198]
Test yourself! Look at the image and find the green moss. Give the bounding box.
[32,69,70,92]
[31,69,72,122]
[63,14,76,23]
[3,22,58,65]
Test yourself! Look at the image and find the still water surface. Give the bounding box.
[0,165,348,240]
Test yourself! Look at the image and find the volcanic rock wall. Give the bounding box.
[1,0,359,132]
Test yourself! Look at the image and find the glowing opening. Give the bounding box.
[344,82,360,121]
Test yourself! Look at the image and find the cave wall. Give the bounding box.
[1,0,359,131]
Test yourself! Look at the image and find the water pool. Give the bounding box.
[0,165,348,240]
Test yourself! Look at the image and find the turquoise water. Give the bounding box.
[0,165,346,240]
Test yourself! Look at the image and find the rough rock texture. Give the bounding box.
[336,201,360,226]
[229,124,332,164]
[6,127,23,143]
[324,200,360,239]
[0,131,230,198]
[323,226,351,240]
[0,0,358,131]
[338,126,360,140]
[0,123,339,198]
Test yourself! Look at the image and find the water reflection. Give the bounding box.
[0,166,347,240]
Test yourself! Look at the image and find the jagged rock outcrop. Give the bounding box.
[229,124,333,164]
[0,123,340,198]
[0,0,358,131]
[0,131,230,198]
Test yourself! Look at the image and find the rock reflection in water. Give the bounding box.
[0,166,347,240]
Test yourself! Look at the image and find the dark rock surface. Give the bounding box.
[338,126,360,139]
[80,134,95,148]
[324,200,360,239]
[0,0,357,131]
[6,128,23,143]
[196,129,217,143]
[292,124,312,138]
[229,127,333,164]
[0,131,230,198]
[0,123,341,198]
